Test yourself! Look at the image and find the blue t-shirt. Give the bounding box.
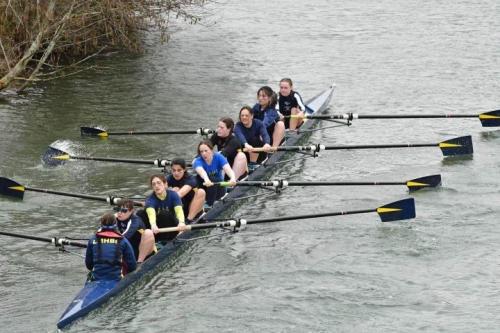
[145,189,183,214]
[192,152,228,182]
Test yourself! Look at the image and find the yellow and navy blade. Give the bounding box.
[80,126,108,137]
[42,146,69,166]
[439,135,473,156]
[479,110,500,127]
[406,174,442,192]
[376,198,415,222]
[0,177,25,199]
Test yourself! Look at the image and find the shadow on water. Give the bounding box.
[440,154,473,167]
[480,129,500,141]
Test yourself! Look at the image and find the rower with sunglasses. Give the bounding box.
[115,199,156,263]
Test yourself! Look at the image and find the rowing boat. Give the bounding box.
[56,85,335,329]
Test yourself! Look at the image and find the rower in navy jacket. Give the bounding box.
[252,86,285,147]
[210,117,248,180]
[278,78,306,130]
[114,199,155,263]
[234,106,272,163]
[167,158,206,224]
[85,212,137,281]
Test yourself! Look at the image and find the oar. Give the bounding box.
[80,126,215,137]
[292,109,500,127]
[246,136,473,156]
[0,177,143,206]
[0,230,87,248]
[216,174,441,192]
[158,198,416,233]
[42,146,189,168]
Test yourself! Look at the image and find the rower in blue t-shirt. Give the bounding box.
[193,140,236,205]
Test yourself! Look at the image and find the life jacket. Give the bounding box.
[95,230,123,268]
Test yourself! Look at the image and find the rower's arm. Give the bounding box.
[85,239,94,270]
[195,166,211,184]
[176,184,193,199]
[223,163,236,183]
[294,92,306,111]
[146,207,157,228]
[121,239,137,272]
[174,205,185,225]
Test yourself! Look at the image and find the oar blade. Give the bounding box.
[42,146,69,166]
[376,198,416,222]
[479,110,500,127]
[80,126,108,137]
[0,177,25,199]
[438,135,473,156]
[406,174,442,192]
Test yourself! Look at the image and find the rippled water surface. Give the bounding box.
[0,0,499,332]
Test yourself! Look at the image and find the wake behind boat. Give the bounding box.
[56,85,336,329]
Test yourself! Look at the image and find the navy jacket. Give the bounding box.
[85,229,137,281]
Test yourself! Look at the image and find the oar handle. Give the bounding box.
[242,147,277,153]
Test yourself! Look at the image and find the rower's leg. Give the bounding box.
[290,107,303,130]
[232,152,248,180]
[137,229,155,262]
[188,188,206,220]
[249,151,259,163]
[272,121,286,147]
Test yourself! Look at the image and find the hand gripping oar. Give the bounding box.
[158,198,416,233]
[0,177,143,206]
[80,126,215,137]
[292,109,500,127]
[216,174,441,193]
[0,230,87,248]
[42,146,190,168]
[246,136,473,156]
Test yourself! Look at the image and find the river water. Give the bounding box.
[0,0,499,332]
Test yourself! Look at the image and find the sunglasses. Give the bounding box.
[114,207,129,213]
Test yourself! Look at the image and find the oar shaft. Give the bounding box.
[0,231,87,248]
[246,143,438,153]
[0,231,53,243]
[70,156,154,165]
[158,208,376,233]
[356,114,478,119]
[106,130,199,135]
[25,186,143,206]
[323,143,438,150]
[25,186,107,202]
[229,181,405,186]
[288,181,405,186]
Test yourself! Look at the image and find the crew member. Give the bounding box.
[278,78,306,130]
[193,140,237,206]
[115,199,156,263]
[167,158,206,224]
[85,212,137,281]
[144,174,186,242]
[210,117,248,180]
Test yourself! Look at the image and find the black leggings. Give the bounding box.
[136,209,179,243]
